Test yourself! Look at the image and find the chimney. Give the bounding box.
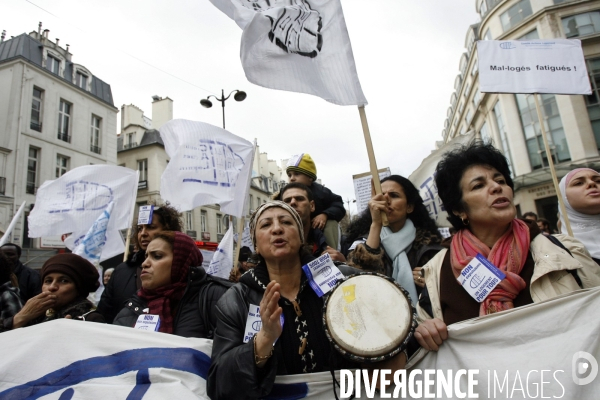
[38,22,42,35]
[151,97,173,130]
[56,38,59,46]
[43,29,49,40]
[1,30,5,43]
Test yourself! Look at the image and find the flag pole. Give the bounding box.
[0,201,27,247]
[123,172,140,262]
[358,106,388,226]
[533,94,573,237]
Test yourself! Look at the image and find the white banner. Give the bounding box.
[408,132,476,228]
[28,165,138,238]
[478,39,592,94]
[233,221,254,253]
[352,168,391,215]
[1,289,599,399]
[208,0,367,106]
[159,120,254,218]
[205,224,234,279]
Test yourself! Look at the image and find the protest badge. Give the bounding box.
[352,168,391,215]
[134,314,161,332]
[478,39,592,95]
[457,254,506,303]
[302,253,344,297]
[243,304,284,344]
[138,205,154,225]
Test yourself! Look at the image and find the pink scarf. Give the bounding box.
[451,219,530,316]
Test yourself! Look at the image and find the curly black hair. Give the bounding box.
[344,175,440,246]
[435,140,513,230]
[131,201,183,248]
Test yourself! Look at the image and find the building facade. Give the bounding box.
[0,25,117,249]
[442,0,600,230]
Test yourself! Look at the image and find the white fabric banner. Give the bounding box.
[408,131,476,228]
[208,0,367,106]
[205,224,234,279]
[478,39,592,94]
[64,229,125,263]
[0,289,599,399]
[159,119,254,218]
[28,165,138,238]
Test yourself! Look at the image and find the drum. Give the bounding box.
[323,272,417,363]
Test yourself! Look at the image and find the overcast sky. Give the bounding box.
[3,0,479,215]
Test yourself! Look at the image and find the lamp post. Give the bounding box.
[200,89,247,129]
[345,198,356,219]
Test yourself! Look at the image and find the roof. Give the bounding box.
[117,129,164,152]
[0,33,114,107]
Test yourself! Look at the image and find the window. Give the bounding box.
[27,147,39,194]
[562,12,600,38]
[471,60,478,77]
[494,102,514,175]
[201,210,207,232]
[466,109,472,124]
[483,29,492,41]
[58,99,71,143]
[479,0,488,18]
[500,0,532,32]
[519,29,539,40]
[473,89,481,106]
[480,121,491,143]
[76,71,88,89]
[458,102,464,115]
[125,132,137,149]
[584,57,600,150]
[31,87,43,131]
[137,159,148,182]
[90,115,101,154]
[249,194,254,211]
[257,197,261,210]
[516,93,570,169]
[46,54,60,74]
[185,211,193,231]
[217,213,223,234]
[464,83,470,99]
[56,155,69,178]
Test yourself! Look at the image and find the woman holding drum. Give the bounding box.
[344,175,444,303]
[414,142,600,352]
[208,201,413,399]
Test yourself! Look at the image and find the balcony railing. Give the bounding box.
[124,142,138,149]
[57,133,71,143]
[138,180,148,190]
[90,145,101,154]
[30,122,42,132]
[0,177,6,195]
[26,183,37,194]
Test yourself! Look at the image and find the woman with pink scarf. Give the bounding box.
[413,142,600,352]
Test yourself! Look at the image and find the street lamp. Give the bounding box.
[345,198,356,219]
[200,89,247,129]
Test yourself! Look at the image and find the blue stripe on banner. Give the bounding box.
[0,347,211,400]
[264,382,309,400]
[126,369,151,400]
[57,388,74,400]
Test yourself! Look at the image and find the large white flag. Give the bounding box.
[206,224,234,279]
[28,165,138,238]
[159,119,254,217]
[208,0,367,106]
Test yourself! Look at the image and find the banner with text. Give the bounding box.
[352,168,391,215]
[478,39,591,94]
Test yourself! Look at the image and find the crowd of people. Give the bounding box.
[0,146,599,398]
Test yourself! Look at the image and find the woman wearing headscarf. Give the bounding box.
[208,201,402,399]
[113,231,230,338]
[558,168,600,266]
[413,142,600,353]
[344,175,444,302]
[2,253,103,330]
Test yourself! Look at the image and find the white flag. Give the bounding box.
[28,165,138,238]
[159,119,253,217]
[208,0,367,106]
[233,222,254,253]
[71,202,114,263]
[205,225,234,279]
[65,230,124,263]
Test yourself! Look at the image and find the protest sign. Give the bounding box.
[478,39,591,95]
[28,165,138,238]
[205,224,234,279]
[352,168,390,215]
[159,119,253,218]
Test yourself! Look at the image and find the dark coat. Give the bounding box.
[310,182,345,222]
[113,266,232,338]
[207,256,360,400]
[97,250,144,323]
[13,261,41,303]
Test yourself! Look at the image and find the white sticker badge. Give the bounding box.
[243,304,284,343]
[134,314,161,331]
[302,253,344,297]
[457,253,506,303]
[138,205,154,225]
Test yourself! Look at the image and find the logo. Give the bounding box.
[322,266,332,278]
[500,42,516,49]
[470,274,483,288]
[252,321,262,331]
[572,351,598,385]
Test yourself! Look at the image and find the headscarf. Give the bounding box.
[137,232,202,334]
[41,253,100,296]
[249,201,304,249]
[559,168,600,259]
[451,219,530,316]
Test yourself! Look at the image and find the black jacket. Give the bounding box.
[97,250,145,323]
[13,261,41,303]
[310,182,345,222]
[207,256,360,400]
[112,266,232,338]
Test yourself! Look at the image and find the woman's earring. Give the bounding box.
[461,217,469,226]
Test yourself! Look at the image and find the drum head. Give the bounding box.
[324,273,415,363]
